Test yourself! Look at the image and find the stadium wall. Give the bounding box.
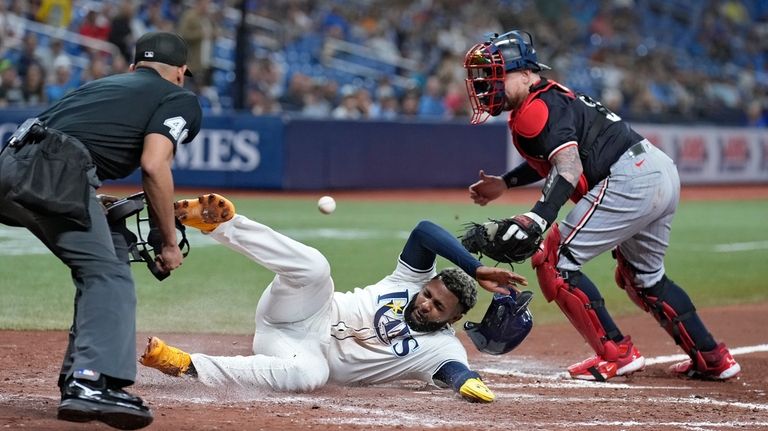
[1,111,766,189]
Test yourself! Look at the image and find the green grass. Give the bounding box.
[1,197,766,333]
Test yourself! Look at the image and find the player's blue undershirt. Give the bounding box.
[399,220,484,388]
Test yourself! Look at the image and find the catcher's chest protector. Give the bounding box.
[508,80,589,200]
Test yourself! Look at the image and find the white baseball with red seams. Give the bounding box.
[318,196,336,214]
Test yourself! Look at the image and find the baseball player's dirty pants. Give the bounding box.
[557,140,679,287]
[190,215,333,392]
[0,167,138,385]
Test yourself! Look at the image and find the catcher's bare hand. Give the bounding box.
[156,243,183,272]
[475,266,527,295]
[469,170,506,206]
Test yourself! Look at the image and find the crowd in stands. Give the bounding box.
[0,0,767,127]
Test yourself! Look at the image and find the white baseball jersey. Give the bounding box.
[328,260,469,386]
[188,215,468,392]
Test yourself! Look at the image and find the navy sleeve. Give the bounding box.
[399,220,482,278]
[502,161,543,187]
[433,361,480,391]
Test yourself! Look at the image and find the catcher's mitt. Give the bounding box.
[461,216,543,264]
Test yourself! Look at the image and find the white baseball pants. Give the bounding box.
[190,215,334,392]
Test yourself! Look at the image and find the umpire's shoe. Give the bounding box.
[174,193,235,233]
[58,376,153,430]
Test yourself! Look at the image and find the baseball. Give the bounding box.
[317,195,336,214]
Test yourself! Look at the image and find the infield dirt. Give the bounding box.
[1,302,767,430]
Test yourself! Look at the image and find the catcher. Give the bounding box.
[461,30,740,382]
[140,194,533,402]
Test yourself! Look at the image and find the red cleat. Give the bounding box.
[669,343,741,380]
[568,337,645,382]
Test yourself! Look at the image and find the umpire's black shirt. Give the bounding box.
[38,68,202,180]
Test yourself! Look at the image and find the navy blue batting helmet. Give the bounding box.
[464,290,534,355]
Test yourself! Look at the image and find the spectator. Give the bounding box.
[108,0,136,63]
[0,60,24,106]
[137,1,169,33]
[11,32,44,79]
[247,57,285,99]
[745,100,768,127]
[279,72,311,112]
[371,86,399,120]
[247,85,282,116]
[178,0,216,87]
[38,38,69,82]
[81,54,108,83]
[20,61,46,106]
[418,76,446,118]
[110,53,129,74]
[354,86,375,118]
[443,80,470,119]
[0,0,26,52]
[34,0,72,28]
[44,56,77,102]
[301,80,332,118]
[78,9,111,42]
[400,90,420,118]
[331,85,362,119]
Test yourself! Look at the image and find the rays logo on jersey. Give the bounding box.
[373,290,419,357]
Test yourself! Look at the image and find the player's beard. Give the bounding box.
[404,293,449,333]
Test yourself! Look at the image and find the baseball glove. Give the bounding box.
[461,216,543,264]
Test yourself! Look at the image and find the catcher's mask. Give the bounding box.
[463,30,551,124]
[464,290,533,355]
[105,191,189,281]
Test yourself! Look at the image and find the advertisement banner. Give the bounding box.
[0,111,285,189]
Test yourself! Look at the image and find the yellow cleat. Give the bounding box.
[139,336,192,377]
[459,377,495,403]
[174,193,235,233]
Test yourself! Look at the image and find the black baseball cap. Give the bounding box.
[133,32,193,76]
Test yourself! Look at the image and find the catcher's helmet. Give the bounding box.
[463,30,550,124]
[464,290,533,355]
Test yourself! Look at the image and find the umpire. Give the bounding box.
[0,32,201,429]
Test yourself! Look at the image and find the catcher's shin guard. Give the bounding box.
[613,248,713,369]
[531,225,619,360]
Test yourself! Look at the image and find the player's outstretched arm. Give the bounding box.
[401,220,527,294]
[475,266,527,295]
[433,361,494,403]
[399,220,483,276]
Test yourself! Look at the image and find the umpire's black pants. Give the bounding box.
[0,166,138,386]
